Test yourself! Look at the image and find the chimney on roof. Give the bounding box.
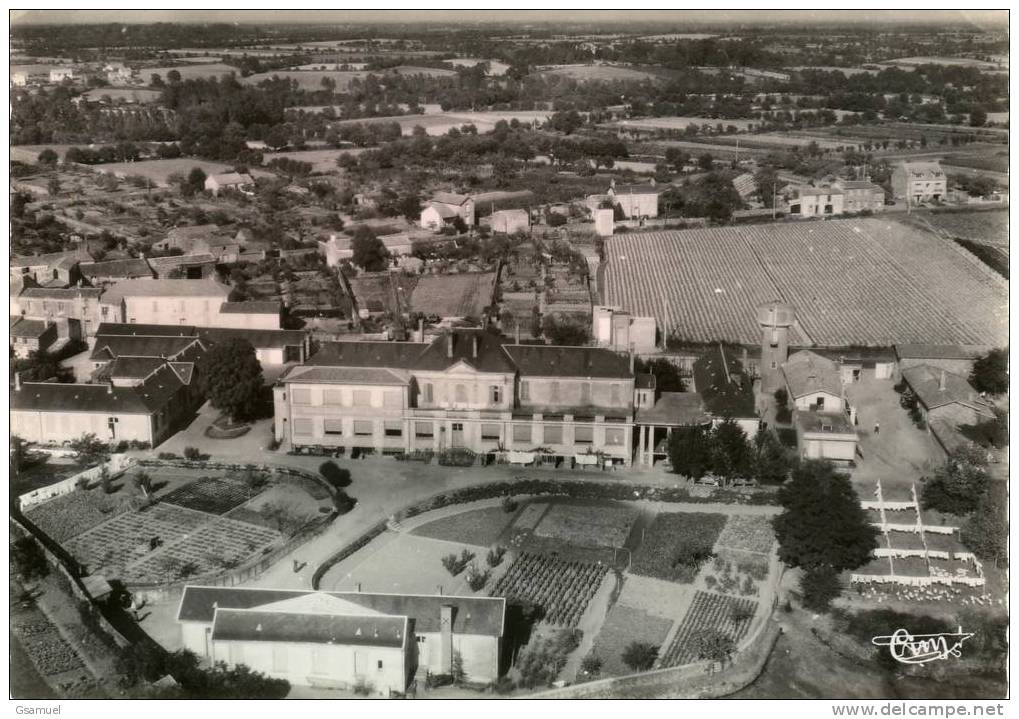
[107,381,113,394]
[447,332,454,359]
[939,370,946,391]
[416,317,424,343]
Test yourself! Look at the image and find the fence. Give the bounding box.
[19,453,136,510]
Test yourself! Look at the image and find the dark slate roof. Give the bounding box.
[21,287,103,300]
[91,335,201,361]
[169,362,195,385]
[415,330,516,374]
[211,609,406,648]
[901,365,996,414]
[502,344,633,379]
[781,350,842,400]
[95,322,198,337]
[636,392,711,426]
[12,364,184,414]
[283,366,410,385]
[10,318,51,338]
[219,300,282,314]
[106,356,167,380]
[895,344,990,361]
[796,410,856,436]
[177,587,505,636]
[196,327,306,350]
[307,341,426,369]
[79,259,154,279]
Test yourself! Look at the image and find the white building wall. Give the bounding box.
[792,390,843,412]
[124,294,226,326]
[11,409,153,445]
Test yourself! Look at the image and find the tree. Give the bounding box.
[773,460,878,608]
[166,69,182,85]
[635,357,685,394]
[264,126,289,151]
[668,426,713,480]
[11,536,49,583]
[960,480,1007,564]
[969,106,988,128]
[799,565,842,612]
[70,432,109,468]
[621,641,658,672]
[196,338,265,422]
[920,447,991,515]
[183,166,207,196]
[691,628,735,664]
[549,110,583,135]
[580,654,603,676]
[754,427,794,484]
[969,348,1008,395]
[711,417,753,484]
[47,177,61,196]
[697,153,715,171]
[37,148,58,166]
[319,460,352,489]
[350,225,389,271]
[542,314,590,346]
[132,471,153,497]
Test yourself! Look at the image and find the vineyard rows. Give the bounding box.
[603,218,1007,347]
[658,591,757,667]
[490,552,608,628]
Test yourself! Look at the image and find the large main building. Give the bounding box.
[274,329,637,466]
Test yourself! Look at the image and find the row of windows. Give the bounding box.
[519,380,622,405]
[291,388,402,409]
[293,418,624,445]
[422,383,502,405]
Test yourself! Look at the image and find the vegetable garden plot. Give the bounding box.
[533,503,638,549]
[63,503,208,575]
[490,552,608,628]
[590,604,674,677]
[161,477,257,515]
[715,516,776,555]
[658,591,757,667]
[25,489,128,543]
[630,512,727,583]
[125,516,281,581]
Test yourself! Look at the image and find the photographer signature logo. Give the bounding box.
[872,627,973,665]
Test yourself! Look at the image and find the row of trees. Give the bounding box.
[667,420,794,486]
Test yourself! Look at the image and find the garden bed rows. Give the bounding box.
[25,489,129,543]
[658,591,757,667]
[161,477,257,515]
[490,552,608,627]
[714,515,775,555]
[630,513,727,583]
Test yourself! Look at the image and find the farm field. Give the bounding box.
[410,272,496,318]
[589,604,674,677]
[658,591,757,667]
[630,512,727,583]
[92,158,232,186]
[243,65,455,91]
[145,63,239,80]
[603,219,1008,346]
[537,64,677,83]
[608,116,757,132]
[490,552,608,627]
[941,152,1010,174]
[919,210,1008,246]
[263,148,361,174]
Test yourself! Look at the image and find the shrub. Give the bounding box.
[466,564,490,591]
[502,495,519,513]
[183,447,208,461]
[319,460,352,488]
[157,452,179,460]
[621,641,658,672]
[580,654,603,675]
[486,546,506,567]
[352,677,375,696]
[333,490,356,515]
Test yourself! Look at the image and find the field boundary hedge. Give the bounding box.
[311,477,776,589]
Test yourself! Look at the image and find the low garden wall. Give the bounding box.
[312,476,777,589]
[19,454,135,510]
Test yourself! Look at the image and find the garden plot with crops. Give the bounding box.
[658,591,757,667]
[630,512,727,583]
[161,476,262,515]
[589,604,675,677]
[533,502,638,549]
[715,515,776,555]
[411,506,517,547]
[490,552,608,628]
[25,487,129,543]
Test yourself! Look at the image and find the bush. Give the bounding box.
[486,546,506,567]
[800,566,842,612]
[621,641,658,672]
[183,447,208,461]
[630,512,726,583]
[157,452,180,460]
[319,460,352,489]
[466,564,490,591]
[333,490,356,515]
[352,678,375,696]
[502,495,519,513]
[580,654,603,675]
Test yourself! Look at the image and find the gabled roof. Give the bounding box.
[146,253,217,271]
[169,362,195,385]
[177,586,505,637]
[636,391,710,426]
[20,286,103,300]
[13,364,184,415]
[428,202,460,219]
[106,356,167,381]
[895,344,989,361]
[211,608,406,648]
[79,258,153,279]
[837,180,883,191]
[90,335,202,361]
[95,322,197,337]
[283,366,410,385]
[10,318,51,338]
[415,330,517,374]
[431,192,470,206]
[195,327,306,351]
[900,162,946,179]
[502,344,633,379]
[901,365,995,414]
[101,278,230,303]
[10,248,92,269]
[782,349,842,399]
[208,172,254,186]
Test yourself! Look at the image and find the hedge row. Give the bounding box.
[311,478,776,589]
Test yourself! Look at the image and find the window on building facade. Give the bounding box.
[415,422,434,438]
[353,390,371,407]
[377,660,384,670]
[604,428,624,445]
[574,425,594,444]
[353,420,373,436]
[292,418,313,436]
[489,385,501,404]
[455,384,468,404]
[291,388,312,405]
[543,424,563,444]
[481,424,500,440]
[423,383,433,404]
[323,389,343,405]
[384,420,403,437]
[323,419,344,435]
[520,381,529,401]
[513,424,532,442]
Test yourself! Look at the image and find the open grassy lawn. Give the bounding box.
[630,512,727,583]
[95,158,232,186]
[411,505,516,547]
[589,604,674,676]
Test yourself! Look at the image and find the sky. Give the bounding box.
[9,9,1010,28]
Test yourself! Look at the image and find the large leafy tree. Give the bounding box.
[920,447,991,515]
[969,348,1008,395]
[634,357,685,394]
[712,417,753,483]
[961,480,1007,565]
[70,432,109,467]
[667,425,713,480]
[773,460,878,609]
[197,338,265,422]
[621,641,658,672]
[350,225,390,272]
